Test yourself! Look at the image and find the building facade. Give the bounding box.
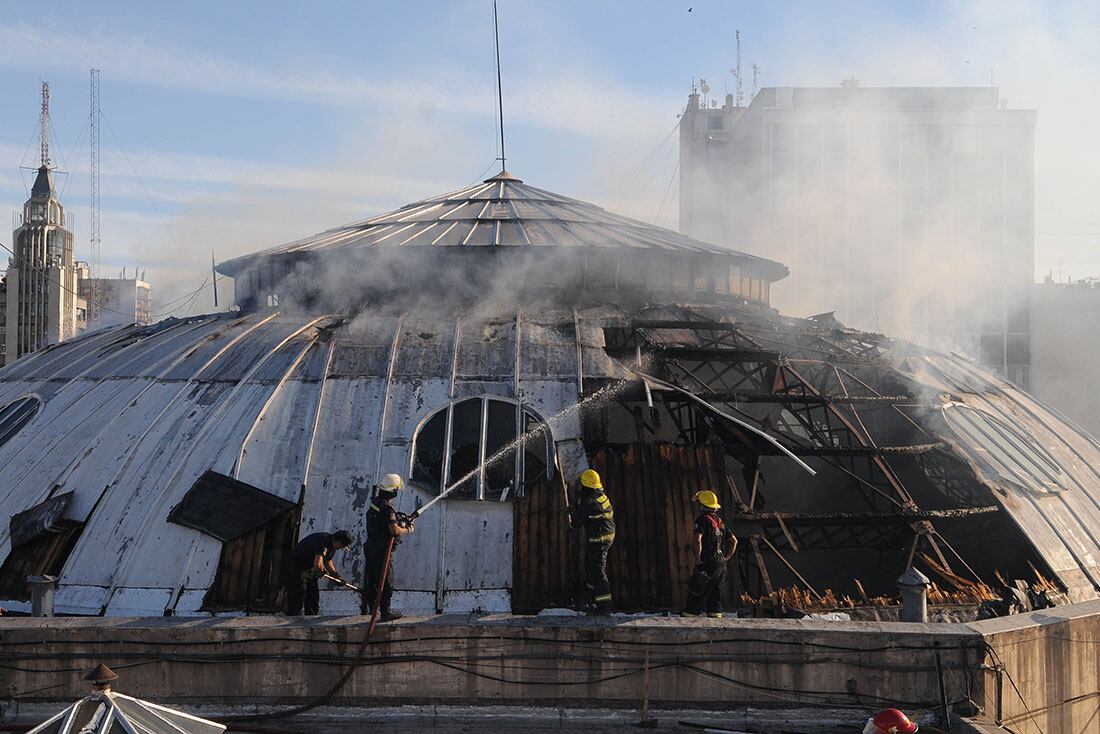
[1029,279,1100,438]
[4,165,88,365]
[680,82,1036,387]
[80,278,153,330]
[0,275,6,364]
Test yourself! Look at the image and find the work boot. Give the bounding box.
[379,609,403,622]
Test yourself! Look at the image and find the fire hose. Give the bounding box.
[224,535,396,727]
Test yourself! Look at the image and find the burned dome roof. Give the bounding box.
[217,171,788,282]
[0,301,1097,617]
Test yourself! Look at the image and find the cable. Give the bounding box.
[1033,283,1100,397]
[100,111,208,287]
[983,642,1048,734]
[652,157,680,226]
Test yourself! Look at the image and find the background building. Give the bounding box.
[0,274,6,364]
[4,164,88,365]
[80,277,153,329]
[1029,278,1100,437]
[680,81,1036,387]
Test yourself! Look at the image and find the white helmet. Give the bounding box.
[380,473,404,492]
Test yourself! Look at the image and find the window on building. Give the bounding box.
[0,397,41,450]
[412,397,554,501]
[708,115,724,130]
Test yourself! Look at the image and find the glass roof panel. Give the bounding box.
[943,404,1066,494]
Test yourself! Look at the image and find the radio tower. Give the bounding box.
[734,30,743,107]
[89,69,102,325]
[39,81,50,167]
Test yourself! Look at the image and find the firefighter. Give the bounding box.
[684,490,737,618]
[363,473,414,621]
[282,529,353,616]
[571,469,615,614]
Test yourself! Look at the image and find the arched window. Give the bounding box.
[0,396,41,450]
[411,397,554,501]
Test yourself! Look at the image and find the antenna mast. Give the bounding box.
[90,69,102,325]
[493,0,506,172]
[735,30,743,107]
[39,81,51,167]
[751,63,759,99]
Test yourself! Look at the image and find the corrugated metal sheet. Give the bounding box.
[916,354,1100,601]
[592,444,733,611]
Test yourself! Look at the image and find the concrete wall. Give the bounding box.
[970,600,1100,734]
[1030,282,1100,439]
[3,602,1096,731]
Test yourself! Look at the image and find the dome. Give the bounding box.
[216,172,788,314]
[218,171,787,279]
[0,173,1097,618]
[0,302,1097,617]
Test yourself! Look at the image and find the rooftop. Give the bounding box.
[217,171,787,281]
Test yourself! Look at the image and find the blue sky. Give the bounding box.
[1,1,1099,312]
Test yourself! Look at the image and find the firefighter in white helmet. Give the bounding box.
[363,473,414,621]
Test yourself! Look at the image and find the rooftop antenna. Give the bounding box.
[493,0,506,172]
[734,30,743,107]
[39,81,50,168]
[751,63,759,99]
[211,251,219,309]
[90,69,102,324]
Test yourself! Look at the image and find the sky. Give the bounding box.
[1,0,1099,315]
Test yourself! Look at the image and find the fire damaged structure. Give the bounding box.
[0,172,1097,617]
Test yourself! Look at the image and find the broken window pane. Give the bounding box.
[412,407,448,492]
[446,398,483,499]
[522,410,551,489]
[485,400,519,500]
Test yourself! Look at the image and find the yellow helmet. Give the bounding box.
[694,490,720,509]
[580,469,603,489]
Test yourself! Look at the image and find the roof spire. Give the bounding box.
[39,80,51,168]
[493,0,507,173]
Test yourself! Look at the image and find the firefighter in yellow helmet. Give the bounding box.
[684,490,737,618]
[570,469,615,614]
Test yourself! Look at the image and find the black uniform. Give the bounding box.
[685,511,734,615]
[573,487,615,612]
[363,496,399,615]
[283,532,337,615]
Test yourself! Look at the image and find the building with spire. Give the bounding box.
[3,83,89,365]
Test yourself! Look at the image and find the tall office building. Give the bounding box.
[4,164,88,365]
[680,81,1036,386]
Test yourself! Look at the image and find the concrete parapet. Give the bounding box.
[0,601,1096,731]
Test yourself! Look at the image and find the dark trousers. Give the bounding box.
[285,570,320,615]
[584,541,613,611]
[685,556,725,615]
[363,544,395,615]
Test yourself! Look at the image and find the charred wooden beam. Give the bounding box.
[730,506,999,527]
[784,442,947,457]
[665,392,922,405]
